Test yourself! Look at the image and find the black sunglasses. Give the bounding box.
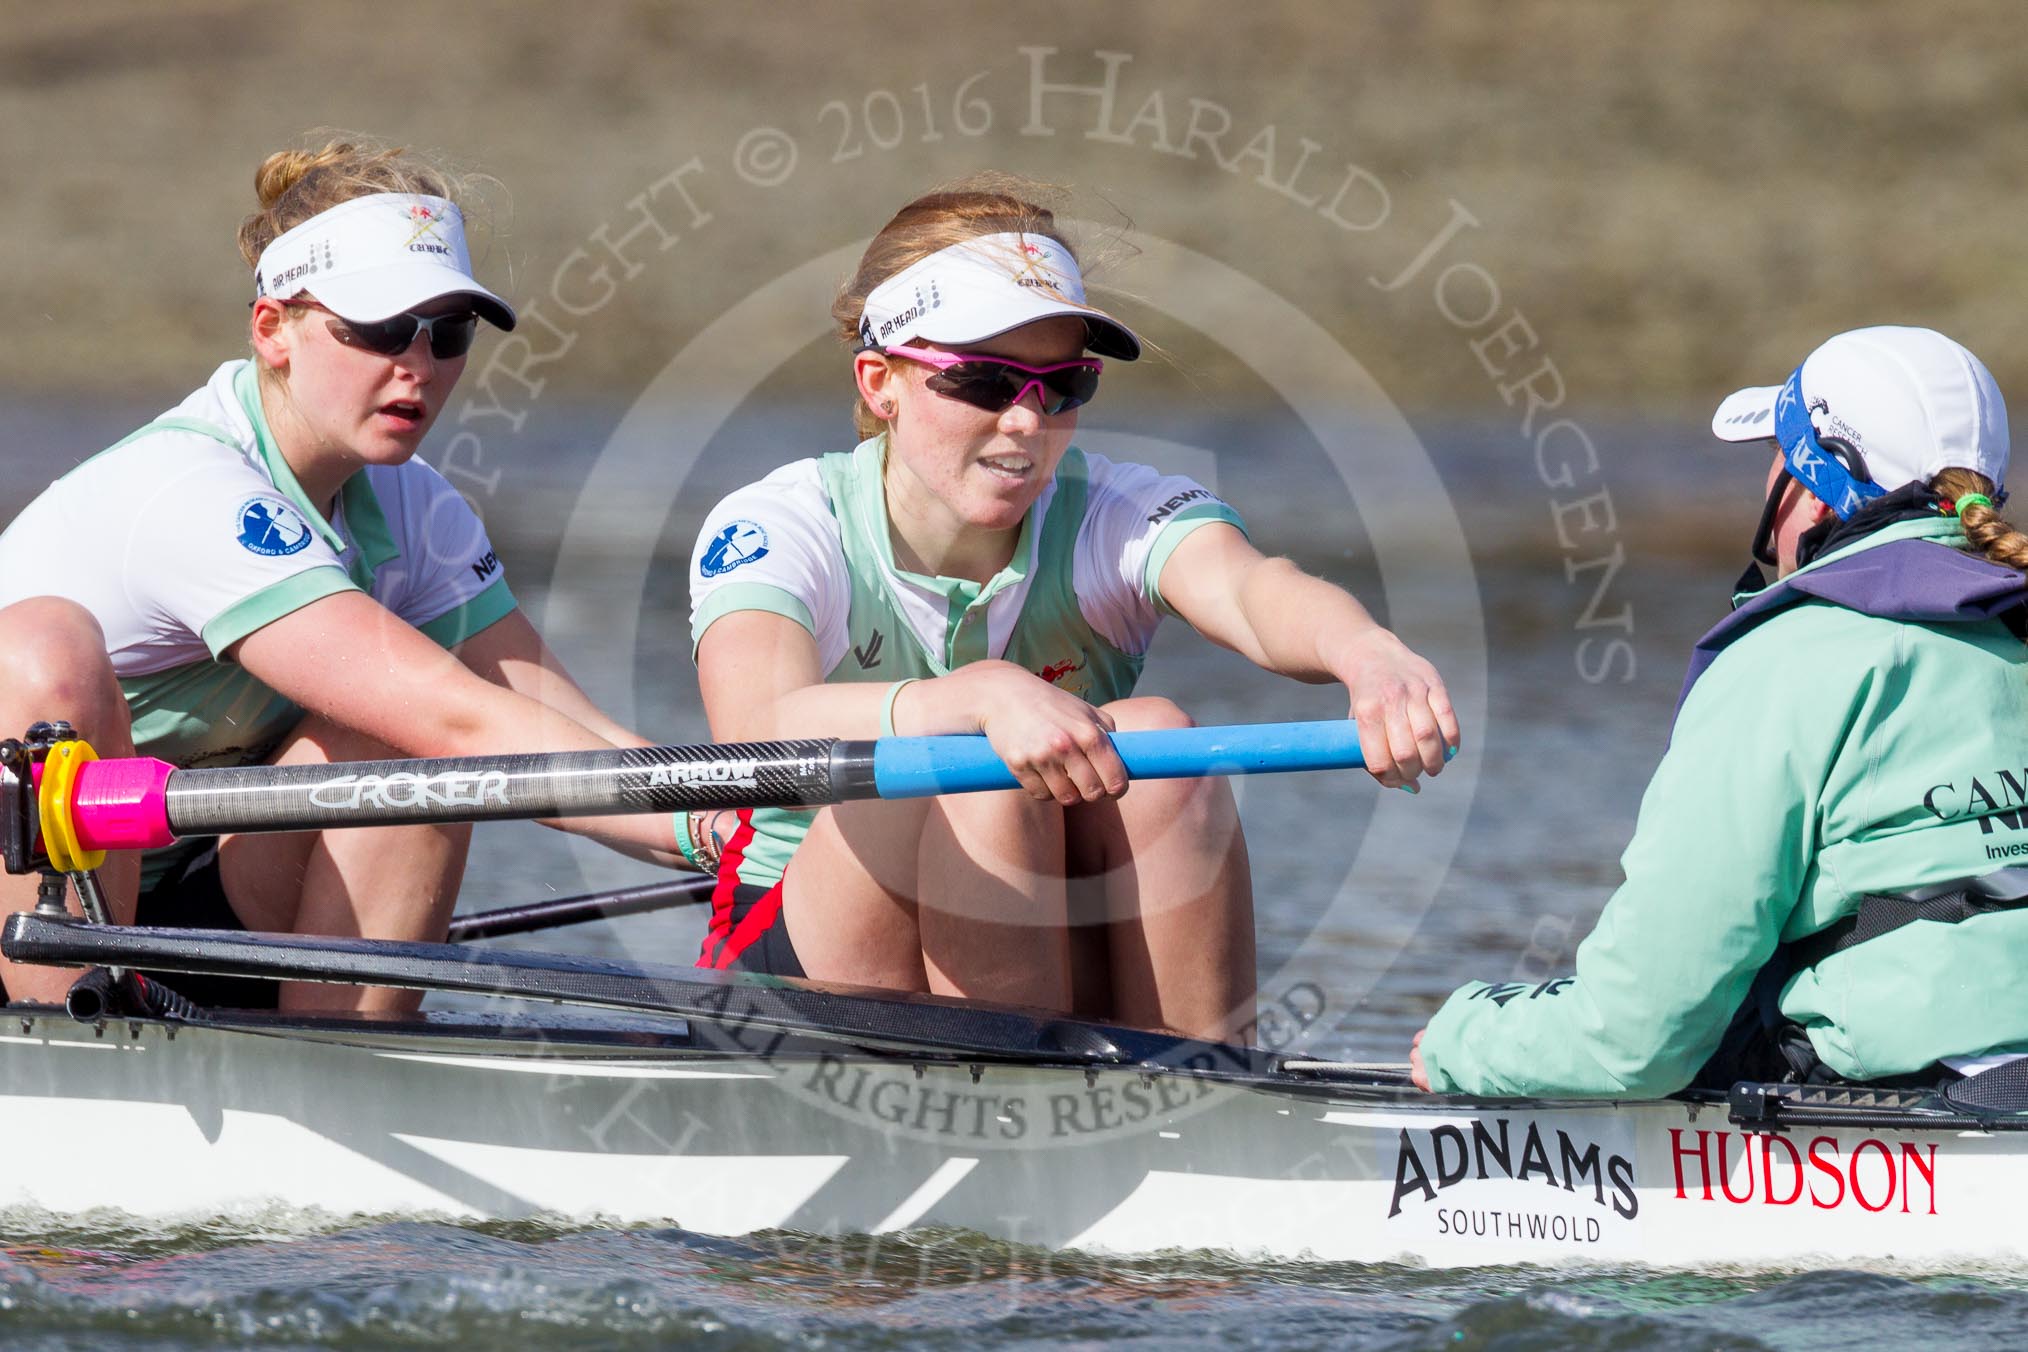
[285,299,481,360]
[882,344,1104,416]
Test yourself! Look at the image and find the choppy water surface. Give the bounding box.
[2,403,1994,1347]
[6,1215,2028,1350]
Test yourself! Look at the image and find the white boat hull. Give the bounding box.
[0,1011,2013,1270]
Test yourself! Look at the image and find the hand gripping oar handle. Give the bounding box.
[43,721,1367,856]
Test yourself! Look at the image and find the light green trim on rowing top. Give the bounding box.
[233,362,345,560]
[55,414,245,483]
[1145,507,1249,617]
[199,566,357,658]
[418,576,519,648]
[830,434,1044,672]
[691,582,817,657]
[232,362,398,587]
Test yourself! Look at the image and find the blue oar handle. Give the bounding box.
[870,720,1366,799]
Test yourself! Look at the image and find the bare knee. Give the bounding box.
[1101,696,1194,733]
[815,796,934,901]
[934,787,1066,875]
[0,598,125,729]
[1099,698,1236,843]
[937,783,1062,830]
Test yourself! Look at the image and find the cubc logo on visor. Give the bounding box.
[235,496,315,557]
[405,202,452,257]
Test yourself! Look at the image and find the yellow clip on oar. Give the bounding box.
[37,738,105,874]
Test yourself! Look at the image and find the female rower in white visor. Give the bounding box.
[0,137,681,1012]
[687,178,1459,1041]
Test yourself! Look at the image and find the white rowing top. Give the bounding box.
[0,361,507,676]
[689,444,1236,672]
[0,359,514,888]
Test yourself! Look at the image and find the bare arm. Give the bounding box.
[1155,523,1459,788]
[452,608,649,750]
[230,591,679,861]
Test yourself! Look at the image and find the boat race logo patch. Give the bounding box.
[235,495,315,557]
[700,519,770,576]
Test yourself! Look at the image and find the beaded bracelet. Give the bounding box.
[680,808,731,872]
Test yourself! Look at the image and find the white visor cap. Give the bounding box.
[857,232,1139,360]
[1711,325,2008,493]
[254,193,516,332]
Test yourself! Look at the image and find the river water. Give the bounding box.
[4,399,2013,1347]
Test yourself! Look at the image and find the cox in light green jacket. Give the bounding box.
[1419,518,2028,1098]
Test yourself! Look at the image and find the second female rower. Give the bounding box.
[688,178,1459,1041]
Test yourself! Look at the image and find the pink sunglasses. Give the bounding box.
[882,344,1103,415]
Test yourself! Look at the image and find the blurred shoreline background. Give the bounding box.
[5,2,2024,408]
[9,1,2023,572]
[4,1,2023,1028]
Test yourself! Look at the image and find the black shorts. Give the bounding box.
[695,878,805,979]
[131,847,280,1010]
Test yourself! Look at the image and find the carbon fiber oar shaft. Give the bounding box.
[60,739,867,851]
[163,739,867,837]
[52,721,1368,853]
